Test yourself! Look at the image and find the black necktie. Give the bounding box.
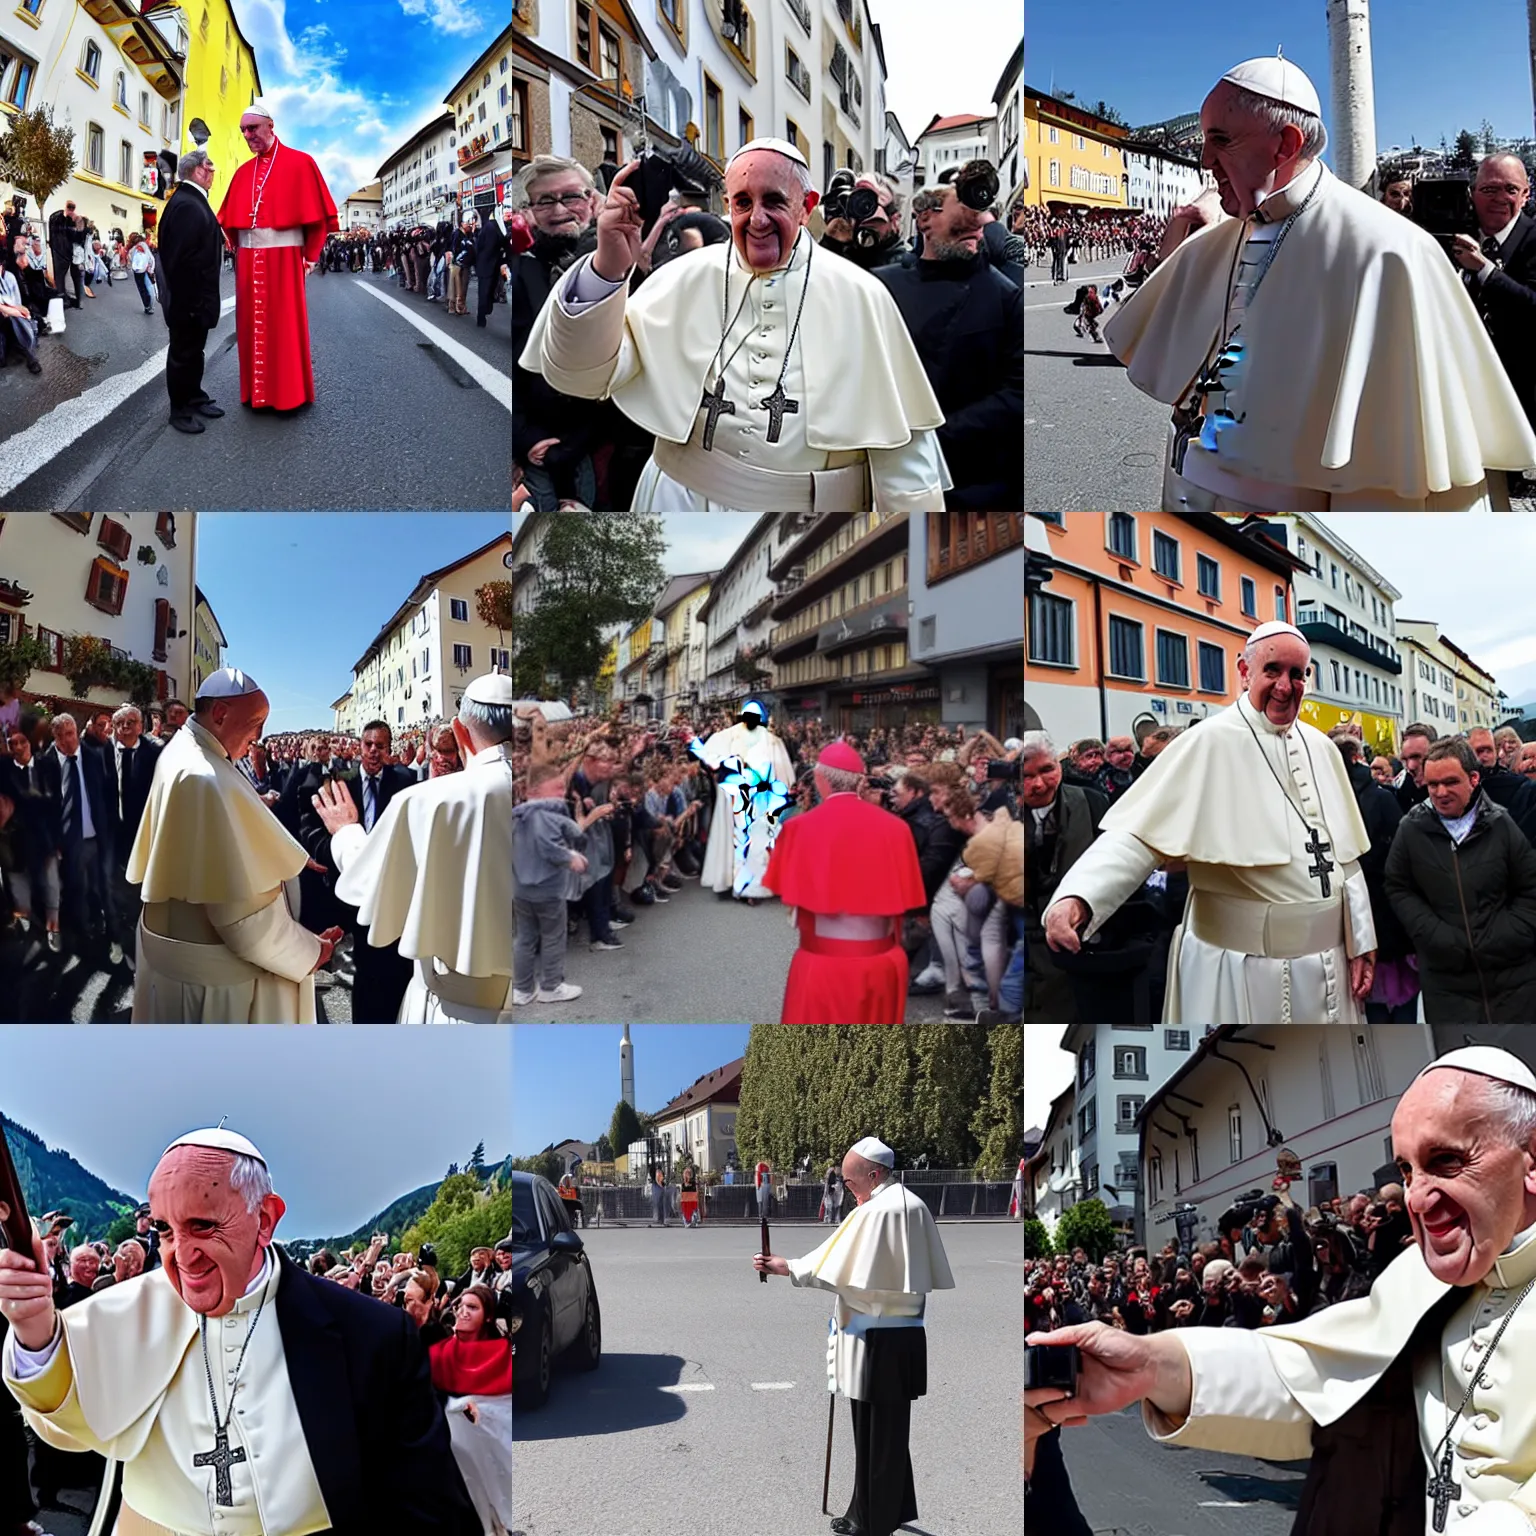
[61,753,80,843]
[364,776,378,831]
[1483,234,1503,263]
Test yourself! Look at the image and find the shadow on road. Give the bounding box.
[513,1351,691,1441]
[1196,1466,1308,1507]
[1023,348,1126,368]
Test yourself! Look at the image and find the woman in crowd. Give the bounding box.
[430,1284,513,1536]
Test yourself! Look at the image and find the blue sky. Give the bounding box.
[195,512,508,736]
[231,0,499,204]
[0,1027,511,1239]
[1025,0,1533,153]
[513,1025,751,1157]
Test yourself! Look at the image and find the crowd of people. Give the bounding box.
[1016,205,1169,279]
[1025,714,1536,1025]
[511,150,1024,512]
[1026,1182,1412,1343]
[320,217,511,327]
[513,701,1024,1020]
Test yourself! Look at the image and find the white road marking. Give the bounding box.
[1198,1502,1254,1507]
[659,1383,715,1393]
[0,296,236,498]
[750,1382,796,1390]
[359,283,511,412]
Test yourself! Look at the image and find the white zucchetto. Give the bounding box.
[161,1127,268,1166]
[848,1136,896,1168]
[195,667,262,700]
[1220,55,1324,119]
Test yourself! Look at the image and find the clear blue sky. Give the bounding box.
[195,512,509,735]
[1026,0,1534,152]
[0,1027,510,1239]
[231,0,499,204]
[513,1026,751,1157]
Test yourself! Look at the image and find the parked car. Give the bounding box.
[510,1170,601,1408]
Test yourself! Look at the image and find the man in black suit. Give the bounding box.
[473,206,511,327]
[102,704,161,967]
[47,200,81,308]
[1454,154,1536,488]
[36,712,116,962]
[156,148,227,435]
[298,719,417,1021]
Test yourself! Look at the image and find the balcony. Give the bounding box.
[768,513,847,580]
[770,626,818,663]
[770,512,909,620]
[1296,620,1402,675]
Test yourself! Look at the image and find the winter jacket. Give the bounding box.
[1025,783,1107,927]
[963,812,1024,907]
[1384,791,1536,1022]
[895,793,954,906]
[1344,759,1411,962]
[511,796,586,902]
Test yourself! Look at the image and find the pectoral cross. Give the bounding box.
[193,1425,247,1507]
[756,383,799,444]
[700,375,735,451]
[1428,1448,1461,1533]
[1304,827,1334,898]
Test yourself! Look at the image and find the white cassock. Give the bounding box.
[786,1176,954,1399]
[331,741,512,1022]
[1105,160,1536,512]
[127,717,322,1023]
[1143,1222,1536,1535]
[519,231,951,513]
[3,1250,328,1536]
[689,722,793,898]
[1050,693,1376,1024]
[443,1393,512,1533]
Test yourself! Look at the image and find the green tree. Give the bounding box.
[104,1212,138,1249]
[512,515,667,697]
[468,1141,487,1173]
[0,632,52,695]
[402,1179,512,1277]
[1054,1199,1116,1263]
[0,106,76,261]
[1481,118,1498,155]
[1452,129,1480,171]
[594,1133,613,1163]
[608,1099,646,1163]
[972,1024,1023,1174]
[475,580,513,645]
[510,1151,560,1183]
[1023,1216,1052,1259]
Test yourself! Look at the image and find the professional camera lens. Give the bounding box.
[847,186,880,225]
[955,159,1001,212]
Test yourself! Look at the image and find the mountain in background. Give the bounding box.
[0,1117,139,1240]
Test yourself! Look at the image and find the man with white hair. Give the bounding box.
[521,140,949,514]
[0,1127,477,1530]
[1029,1046,1536,1535]
[216,99,339,411]
[754,1136,954,1536]
[1044,622,1378,1024]
[313,672,512,1021]
[157,147,227,433]
[1105,54,1536,511]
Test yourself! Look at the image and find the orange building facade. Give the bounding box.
[1024,512,1308,748]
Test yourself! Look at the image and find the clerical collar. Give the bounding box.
[231,1246,276,1314]
[471,742,511,767]
[1252,158,1324,225]
[1237,691,1296,739]
[185,715,228,761]
[1502,1218,1536,1256]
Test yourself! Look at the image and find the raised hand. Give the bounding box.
[0,1228,59,1351]
[594,160,645,283]
[1025,1322,1188,1427]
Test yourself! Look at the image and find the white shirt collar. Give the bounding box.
[1502,1219,1536,1256]
[180,177,211,202]
[1490,210,1522,248]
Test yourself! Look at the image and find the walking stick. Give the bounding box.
[0,1112,35,1257]
[822,1386,835,1514]
[759,1210,769,1284]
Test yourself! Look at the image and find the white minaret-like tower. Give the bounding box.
[620,1024,635,1109]
[1326,0,1378,192]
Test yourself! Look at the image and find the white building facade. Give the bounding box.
[1397,620,1499,736]
[339,180,382,231]
[989,38,1022,208]
[914,111,994,192]
[378,112,457,230]
[1121,144,1208,215]
[696,512,779,715]
[1026,1083,1078,1235]
[449,20,514,222]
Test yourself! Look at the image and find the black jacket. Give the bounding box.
[102,735,162,854]
[869,252,1022,510]
[34,744,112,859]
[894,793,946,906]
[473,215,511,283]
[1474,761,1536,824]
[1465,209,1536,421]
[156,181,224,330]
[1024,783,1108,927]
[1344,759,1410,961]
[1384,791,1536,1022]
[1395,772,1428,816]
[297,763,417,873]
[1025,1428,1093,1536]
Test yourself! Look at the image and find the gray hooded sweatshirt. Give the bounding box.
[512,796,587,902]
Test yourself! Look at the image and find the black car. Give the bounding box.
[511,1171,601,1408]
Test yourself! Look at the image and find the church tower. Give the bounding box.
[620,1025,635,1110]
[1326,0,1378,193]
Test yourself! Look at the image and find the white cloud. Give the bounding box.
[398,0,484,37]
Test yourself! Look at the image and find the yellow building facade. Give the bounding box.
[1022,87,1127,211]
[191,583,225,692]
[142,0,260,212]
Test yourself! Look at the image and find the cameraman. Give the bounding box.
[872,171,1022,511]
[819,171,905,270]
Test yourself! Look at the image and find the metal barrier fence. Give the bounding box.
[574,1170,1018,1225]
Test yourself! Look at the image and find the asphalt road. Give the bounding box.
[1,268,511,512]
[512,871,951,1025]
[32,1492,92,1536]
[1056,1398,1307,1536]
[512,1221,1024,1536]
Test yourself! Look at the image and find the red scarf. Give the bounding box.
[429,1333,513,1397]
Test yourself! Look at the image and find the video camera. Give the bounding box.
[823,169,883,246]
[1409,175,1479,256]
[597,142,723,235]
[940,158,1002,213]
[1217,1189,1277,1236]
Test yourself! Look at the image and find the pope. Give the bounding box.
[520,139,950,513]
[1029,1046,1536,1536]
[127,666,344,1024]
[1104,54,1536,511]
[753,1136,954,1536]
[0,1126,477,1533]
[312,671,512,1022]
[687,698,793,900]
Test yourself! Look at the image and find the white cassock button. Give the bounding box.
[1467,1467,1481,1479]
[1474,1414,1489,1429]
[1459,1506,1475,1519]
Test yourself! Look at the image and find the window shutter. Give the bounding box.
[98,517,132,561]
[153,598,170,661]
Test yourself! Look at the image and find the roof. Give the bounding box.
[345,180,384,203]
[653,1059,743,1121]
[142,0,263,94]
[375,112,456,180]
[549,1138,594,1155]
[1135,1026,1237,1132]
[445,21,517,107]
[917,112,994,139]
[990,39,1023,108]
[349,532,512,673]
[652,571,715,620]
[192,585,227,647]
[694,514,776,620]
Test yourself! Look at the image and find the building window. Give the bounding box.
[659,0,681,28]
[1240,575,1256,617]
[1080,1041,1095,1085]
[1275,586,1287,621]
[452,643,473,669]
[1197,552,1220,600]
[1155,630,1190,689]
[511,81,528,151]
[739,105,753,149]
[86,123,104,175]
[139,88,150,125]
[1107,511,1136,561]
[1107,615,1144,680]
[599,23,620,83]
[1116,1095,1144,1129]
[704,72,723,160]
[1198,640,1225,694]
[1114,1046,1146,1080]
[1152,530,1181,583]
[1027,592,1074,666]
[82,39,101,82]
[86,558,128,616]
[1078,1101,1096,1138]
[449,597,469,622]
[576,2,593,68]
[1048,124,1058,143]
[0,45,38,109]
[114,69,128,109]
[1048,158,1060,187]
[1166,1029,1189,1052]
[119,140,132,186]
[786,44,810,100]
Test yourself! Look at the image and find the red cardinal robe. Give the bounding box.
[762,792,925,1024]
[217,139,339,410]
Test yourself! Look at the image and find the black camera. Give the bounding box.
[986,757,1021,783]
[1410,176,1479,255]
[597,142,723,235]
[951,158,1001,213]
[1025,1343,1081,1395]
[822,170,883,245]
[419,1243,437,1267]
[1217,1189,1275,1236]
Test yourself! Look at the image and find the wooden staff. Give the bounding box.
[0,1112,34,1257]
[822,1387,835,1514]
[759,1210,769,1284]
